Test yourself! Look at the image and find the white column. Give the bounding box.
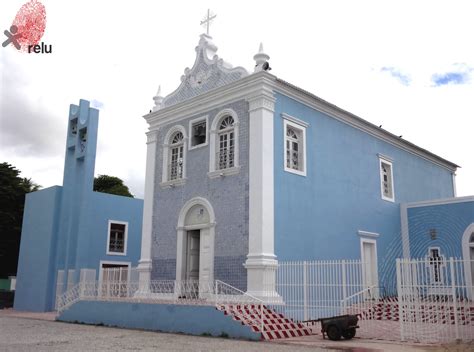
[244,90,281,302]
[137,130,158,294]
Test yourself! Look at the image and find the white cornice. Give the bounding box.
[358,230,380,238]
[274,79,459,172]
[405,195,474,208]
[281,113,310,128]
[143,72,276,130]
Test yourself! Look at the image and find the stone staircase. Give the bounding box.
[216,304,312,340]
[357,296,474,325]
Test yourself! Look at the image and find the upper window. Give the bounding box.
[217,116,235,170]
[169,131,184,180]
[161,125,187,187]
[284,118,306,176]
[189,116,208,149]
[107,221,128,255]
[208,109,240,177]
[379,156,394,201]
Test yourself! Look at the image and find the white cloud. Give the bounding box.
[1,0,473,197]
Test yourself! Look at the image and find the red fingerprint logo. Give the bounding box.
[12,0,47,52]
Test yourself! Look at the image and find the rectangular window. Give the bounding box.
[283,118,306,176]
[217,130,234,170]
[189,116,208,150]
[107,221,128,255]
[169,145,184,180]
[379,156,394,201]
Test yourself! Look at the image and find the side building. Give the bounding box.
[14,99,143,312]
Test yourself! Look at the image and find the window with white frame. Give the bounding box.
[284,119,306,176]
[379,156,394,201]
[189,116,208,149]
[107,221,128,255]
[217,116,235,170]
[169,131,184,180]
[427,247,445,284]
[208,109,240,178]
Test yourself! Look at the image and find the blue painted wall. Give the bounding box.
[58,301,260,340]
[273,93,455,276]
[14,187,62,312]
[14,100,143,312]
[407,200,474,259]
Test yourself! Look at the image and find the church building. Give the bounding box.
[136,32,469,299]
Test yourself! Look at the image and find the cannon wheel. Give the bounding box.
[342,328,356,340]
[326,325,341,341]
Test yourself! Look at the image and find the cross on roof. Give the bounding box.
[200,9,216,36]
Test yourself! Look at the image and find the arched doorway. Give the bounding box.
[176,197,216,286]
[462,223,474,299]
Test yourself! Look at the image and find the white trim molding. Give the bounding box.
[245,90,281,302]
[400,203,411,258]
[357,230,380,239]
[379,155,395,202]
[283,117,307,177]
[188,115,209,150]
[106,220,128,256]
[405,195,474,208]
[281,113,310,128]
[137,129,158,291]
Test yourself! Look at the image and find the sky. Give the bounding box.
[1,0,473,199]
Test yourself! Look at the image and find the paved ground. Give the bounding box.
[0,311,472,352]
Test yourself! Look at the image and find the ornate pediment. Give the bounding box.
[156,34,249,110]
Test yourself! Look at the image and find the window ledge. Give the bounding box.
[381,195,395,203]
[208,166,240,179]
[189,142,208,151]
[106,251,127,256]
[284,166,306,177]
[160,178,187,189]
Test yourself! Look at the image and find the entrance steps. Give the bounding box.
[355,297,474,325]
[217,304,312,340]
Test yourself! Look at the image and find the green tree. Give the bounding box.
[0,163,41,278]
[93,175,134,198]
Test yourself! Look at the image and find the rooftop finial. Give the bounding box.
[253,42,271,73]
[200,9,216,36]
[152,85,164,112]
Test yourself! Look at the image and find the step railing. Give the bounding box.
[57,279,265,331]
[340,285,377,316]
[214,280,265,332]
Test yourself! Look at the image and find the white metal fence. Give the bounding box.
[397,257,474,343]
[270,260,402,340]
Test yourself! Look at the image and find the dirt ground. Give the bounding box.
[0,311,472,352]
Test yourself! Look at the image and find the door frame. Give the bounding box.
[462,223,474,299]
[360,237,379,297]
[176,197,216,284]
[185,229,201,281]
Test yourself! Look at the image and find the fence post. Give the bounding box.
[341,260,347,314]
[449,257,460,340]
[303,261,308,321]
[396,258,405,341]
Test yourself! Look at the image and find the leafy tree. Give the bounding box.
[93,175,134,198]
[0,163,40,278]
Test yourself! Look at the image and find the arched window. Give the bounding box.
[209,109,240,177]
[169,131,184,180]
[283,118,306,176]
[286,127,299,170]
[217,116,235,170]
[161,125,187,187]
